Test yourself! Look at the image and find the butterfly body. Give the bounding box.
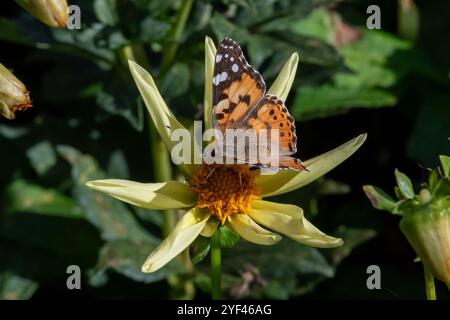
[211,38,306,172]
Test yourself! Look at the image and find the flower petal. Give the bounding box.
[86,179,196,210]
[267,52,299,101]
[204,36,216,131]
[128,60,194,176]
[292,217,343,248]
[248,200,304,235]
[228,214,281,245]
[249,200,342,248]
[142,208,210,272]
[257,133,367,197]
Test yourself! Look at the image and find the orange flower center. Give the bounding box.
[191,164,260,224]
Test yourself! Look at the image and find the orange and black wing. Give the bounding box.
[212,38,266,132]
[243,94,306,171]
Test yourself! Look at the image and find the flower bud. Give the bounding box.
[0,63,32,120]
[15,0,68,28]
[400,196,450,284]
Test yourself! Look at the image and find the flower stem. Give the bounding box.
[423,264,436,300]
[161,0,193,70]
[211,228,222,300]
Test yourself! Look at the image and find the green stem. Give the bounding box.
[423,264,436,300]
[211,228,222,300]
[161,0,193,70]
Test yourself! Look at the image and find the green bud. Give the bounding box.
[15,0,68,28]
[400,196,450,284]
[0,63,32,120]
[418,189,432,204]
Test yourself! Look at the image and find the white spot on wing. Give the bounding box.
[225,54,229,58]
[219,72,228,82]
[216,54,222,63]
[232,64,239,72]
[213,74,219,86]
[230,57,234,62]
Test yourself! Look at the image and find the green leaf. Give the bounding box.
[190,236,211,265]
[93,76,145,131]
[0,272,38,300]
[26,140,57,176]
[219,225,240,249]
[107,149,129,179]
[139,17,170,42]
[0,17,34,45]
[159,63,190,101]
[93,0,118,26]
[3,180,82,218]
[89,239,176,286]
[223,238,334,281]
[439,155,450,177]
[293,85,396,120]
[222,238,334,299]
[362,185,397,212]
[57,145,155,243]
[394,169,415,199]
[290,8,332,43]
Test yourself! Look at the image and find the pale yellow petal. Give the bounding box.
[142,208,210,272]
[204,36,216,131]
[249,200,343,248]
[248,200,304,235]
[128,60,194,176]
[228,214,281,245]
[257,134,367,197]
[292,218,343,248]
[267,52,299,101]
[86,179,196,210]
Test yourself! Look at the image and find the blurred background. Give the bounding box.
[0,0,449,299]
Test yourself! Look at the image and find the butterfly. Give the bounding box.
[211,37,307,172]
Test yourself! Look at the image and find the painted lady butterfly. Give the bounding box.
[211,38,307,171]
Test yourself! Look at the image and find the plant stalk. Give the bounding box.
[211,228,222,300]
[423,264,436,300]
[161,0,193,70]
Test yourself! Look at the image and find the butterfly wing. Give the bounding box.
[212,38,306,171]
[241,94,306,171]
[212,38,266,132]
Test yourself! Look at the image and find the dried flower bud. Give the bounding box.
[0,63,32,120]
[15,0,68,28]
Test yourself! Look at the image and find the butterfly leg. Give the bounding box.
[204,166,216,181]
